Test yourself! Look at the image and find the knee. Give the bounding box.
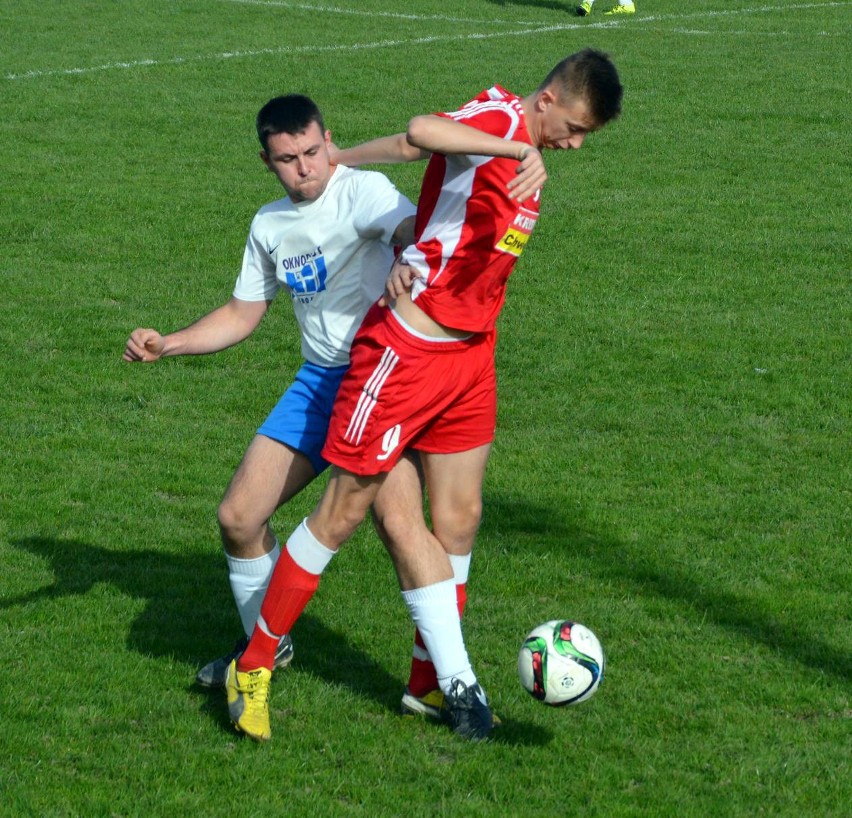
[217,497,259,553]
[374,504,423,550]
[432,497,482,553]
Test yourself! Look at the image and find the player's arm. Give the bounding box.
[391,215,415,250]
[123,297,270,362]
[330,133,429,167]
[383,259,422,303]
[407,114,546,201]
[382,215,420,303]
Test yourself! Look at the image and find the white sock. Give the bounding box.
[448,552,471,585]
[402,579,477,695]
[288,517,337,572]
[226,541,280,637]
[414,552,472,663]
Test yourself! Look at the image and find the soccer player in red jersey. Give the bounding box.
[228,49,623,742]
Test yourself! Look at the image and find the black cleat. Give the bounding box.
[196,634,293,688]
[445,678,494,741]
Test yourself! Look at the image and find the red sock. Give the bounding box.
[239,625,279,672]
[407,583,467,697]
[238,547,320,671]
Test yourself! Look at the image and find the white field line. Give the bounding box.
[663,28,842,36]
[220,0,544,25]
[3,24,607,81]
[4,2,850,81]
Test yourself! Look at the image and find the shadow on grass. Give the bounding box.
[7,536,550,746]
[480,492,851,685]
[7,536,236,664]
[197,611,553,747]
[194,611,408,737]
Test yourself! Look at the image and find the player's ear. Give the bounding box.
[259,150,272,171]
[537,88,557,111]
[324,129,332,146]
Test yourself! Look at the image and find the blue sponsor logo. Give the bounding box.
[284,253,328,299]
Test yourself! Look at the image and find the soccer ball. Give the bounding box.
[517,620,605,706]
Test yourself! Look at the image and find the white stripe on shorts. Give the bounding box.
[344,346,399,445]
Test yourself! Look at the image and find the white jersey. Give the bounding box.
[233,165,415,366]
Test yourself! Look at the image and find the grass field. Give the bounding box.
[1,1,850,815]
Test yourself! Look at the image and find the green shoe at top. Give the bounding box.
[605,2,635,14]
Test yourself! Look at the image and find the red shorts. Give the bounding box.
[322,303,497,475]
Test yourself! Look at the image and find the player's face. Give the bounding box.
[536,92,598,151]
[261,122,333,203]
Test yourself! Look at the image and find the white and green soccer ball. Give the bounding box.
[517,620,605,706]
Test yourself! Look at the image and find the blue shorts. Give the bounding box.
[257,361,348,474]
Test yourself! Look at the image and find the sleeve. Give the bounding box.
[442,100,520,141]
[232,215,281,302]
[352,172,416,244]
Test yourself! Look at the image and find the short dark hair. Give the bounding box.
[540,49,623,125]
[256,94,325,152]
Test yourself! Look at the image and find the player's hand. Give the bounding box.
[507,147,547,202]
[123,328,166,362]
[380,258,424,305]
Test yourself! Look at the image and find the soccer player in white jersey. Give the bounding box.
[577,0,635,15]
[124,94,441,688]
[229,50,623,743]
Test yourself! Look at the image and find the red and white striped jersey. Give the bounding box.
[401,85,540,333]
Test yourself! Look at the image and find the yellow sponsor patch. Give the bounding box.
[495,208,537,257]
[496,227,530,257]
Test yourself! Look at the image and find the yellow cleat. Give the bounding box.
[605,2,635,14]
[226,659,272,741]
[576,1,593,15]
[401,687,448,720]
